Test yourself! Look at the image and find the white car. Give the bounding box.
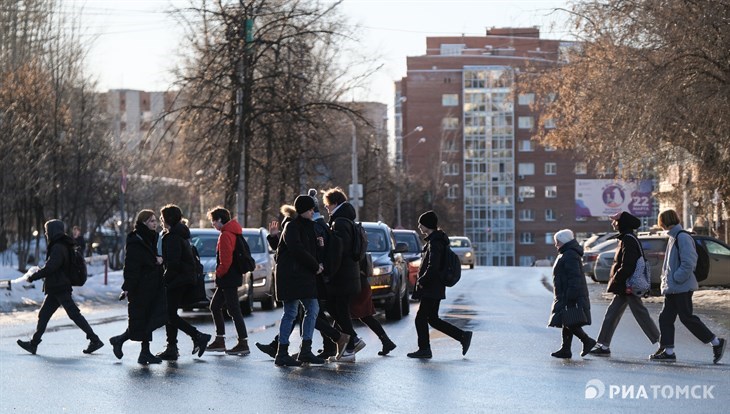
[449,236,475,269]
[241,227,277,310]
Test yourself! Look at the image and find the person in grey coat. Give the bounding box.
[548,229,596,359]
[650,209,725,363]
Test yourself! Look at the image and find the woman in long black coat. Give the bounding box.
[110,210,167,364]
[548,229,596,359]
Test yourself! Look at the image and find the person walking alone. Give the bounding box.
[205,206,251,356]
[109,210,167,364]
[548,229,596,359]
[407,211,472,359]
[17,220,104,355]
[650,209,725,363]
[590,211,660,356]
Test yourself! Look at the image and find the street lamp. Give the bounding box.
[195,169,206,228]
[396,134,427,228]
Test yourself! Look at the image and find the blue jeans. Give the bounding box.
[279,298,319,345]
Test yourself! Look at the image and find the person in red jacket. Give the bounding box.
[205,206,250,356]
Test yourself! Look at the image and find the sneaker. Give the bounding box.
[226,339,251,356]
[712,338,726,364]
[406,348,432,359]
[193,332,212,357]
[335,333,351,359]
[83,339,104,354]
[349,338,366,354]
[588,346,611,357]
[580,338,597,357]
[17,339,38,355]
[331,350,356,363]
[649,349,676,362]
[207,336,227,352]
[461,331,473,356]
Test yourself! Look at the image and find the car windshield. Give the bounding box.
[450,238,471,248]
[190,234,218,257]
[242,232,265,253]
[394,232,420,252]
[365,229,389,252]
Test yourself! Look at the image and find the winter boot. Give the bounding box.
[378,335,397,356]
[461,331,473,356]
[109,331,130,360]
[580,337,597,357]
[138,341,162,365]
[83,337,104,354]
[317,337,337,359]
[297,340,325,365]
[226,338,251,356]
[17,339,40,355]
[275,343,302,367]
[255,336,278,359]
[406,348,432,359]
[156,344,179,361]
[207,335,227,352]
[192,331,212,357]
[551,329,573,359]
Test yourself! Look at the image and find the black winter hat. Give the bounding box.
[418,210,438,230]
[611,211,641,230]
[308,188,320,213]
[295,195,316,214]
[44,219,66,240]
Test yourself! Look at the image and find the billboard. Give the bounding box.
[575,180,654,218]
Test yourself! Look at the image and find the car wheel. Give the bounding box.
[385,281,404,321]
[240,275,254,316]
[401,288,410,316]
[469,263,474,269]
[261,290,276,311]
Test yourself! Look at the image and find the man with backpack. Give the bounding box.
[205,206,252,356]
[408,211,472,359]
[17,219,104,355]
[651,209,725,364]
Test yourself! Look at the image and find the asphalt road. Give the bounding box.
[1,267,728,413]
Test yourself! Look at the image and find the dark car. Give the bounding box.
[362,221,410,320]
[393,229,423,292]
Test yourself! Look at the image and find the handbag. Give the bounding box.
[562,304,587,326]
[625,234,651,297]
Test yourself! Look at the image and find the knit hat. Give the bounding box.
[610,211,641,230]
[554,229,574,245]
[418,210,438,230]
[294,195,316,214]
[308,188,320,213]
[44,219,66,240]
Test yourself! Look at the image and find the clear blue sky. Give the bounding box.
[73,0,572,103]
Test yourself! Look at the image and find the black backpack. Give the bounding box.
[234,234,256,274]
[439,245,462,287]
[190,244,205,277]
[67,245,88,286]
[676,231,710,282]
[350,221,368,262]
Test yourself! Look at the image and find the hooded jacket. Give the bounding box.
[549,239,592,327]
[661,224,699,295]
[274,215,319,301]
[161,221,196,289]
[607,234,641,295]
[28,220,74,294]
[327,202,361,296]
[413,229,449,300]
[215,219,244,288]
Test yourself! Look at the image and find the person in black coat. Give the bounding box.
[548,229,596,359]
[273,195,325,366]
[109,210,167,364]
[17,220,104,355]
[407,211,472,359]
[590,211,659,356]
[156,204,211,361]
[323,187,364,361]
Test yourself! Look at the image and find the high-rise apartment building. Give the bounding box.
[397,27,618,266]
[103,89,177,152]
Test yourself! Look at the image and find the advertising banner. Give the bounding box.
[575,180,653,218]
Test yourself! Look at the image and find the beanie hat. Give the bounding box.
[611,211,641,231]
[294,195,316,214]
[308,188,320,213]
[418,210,438,230]
[554,229,574,245]
[44,219,66,240]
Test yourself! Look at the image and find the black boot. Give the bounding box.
[109,331,130,360]
[406,348,432,359]
[17,339,41,355]
[192,331,212,357]
[138,341,162,365]
[156,344,179,361]
[317,336,338,359]
[275,343,302,367]
[378,335,397,356]
[83,337,104,354]
[297,340,325,365]
[255,336,278,359]
[551,329,573,358]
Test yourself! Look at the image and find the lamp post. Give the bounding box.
[396,132,426,228]
[195,169,206,228]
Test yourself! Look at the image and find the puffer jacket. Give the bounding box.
[274,215,320,301]
[214,219,244,288]
[29,232,75,294]
[413,229,449,300]
[661,224,699,295]
[548,239,592,327]
[161,221,196,289]
[327,202,361,296]
[606,233,641,295]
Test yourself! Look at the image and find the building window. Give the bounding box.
[544,163,557,175]
[442,163,460,176]
[518,140,534,152]
[543,118,556,129]
[574,162,587,175]
[519,256,536,266]
[440,44,465,56]
[442,139,458,152]
[518,93,535,105]
[518,186,535,200]
[545,186,557,198]
[520,232,534,244]
[518,209,535,221]
[545,232,555,244]
[442,117,459,130]
[446,184,460,199]
[518,116,534,129]
[442,94,459,106]
[518,163,535,176]
[545,209,556,221]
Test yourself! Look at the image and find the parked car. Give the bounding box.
[393,229,423,292]
[582,238,618,277]
[362,221,410,320]
[449,236,475,269]
[592,233,730,287]
[582,232,617,251]
[242,227,277,310]
[188,228,254,314]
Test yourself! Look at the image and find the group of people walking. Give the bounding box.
[17,187,473,365]
[548,209,726,364]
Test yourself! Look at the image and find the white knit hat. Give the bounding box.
[554,229,574,245]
